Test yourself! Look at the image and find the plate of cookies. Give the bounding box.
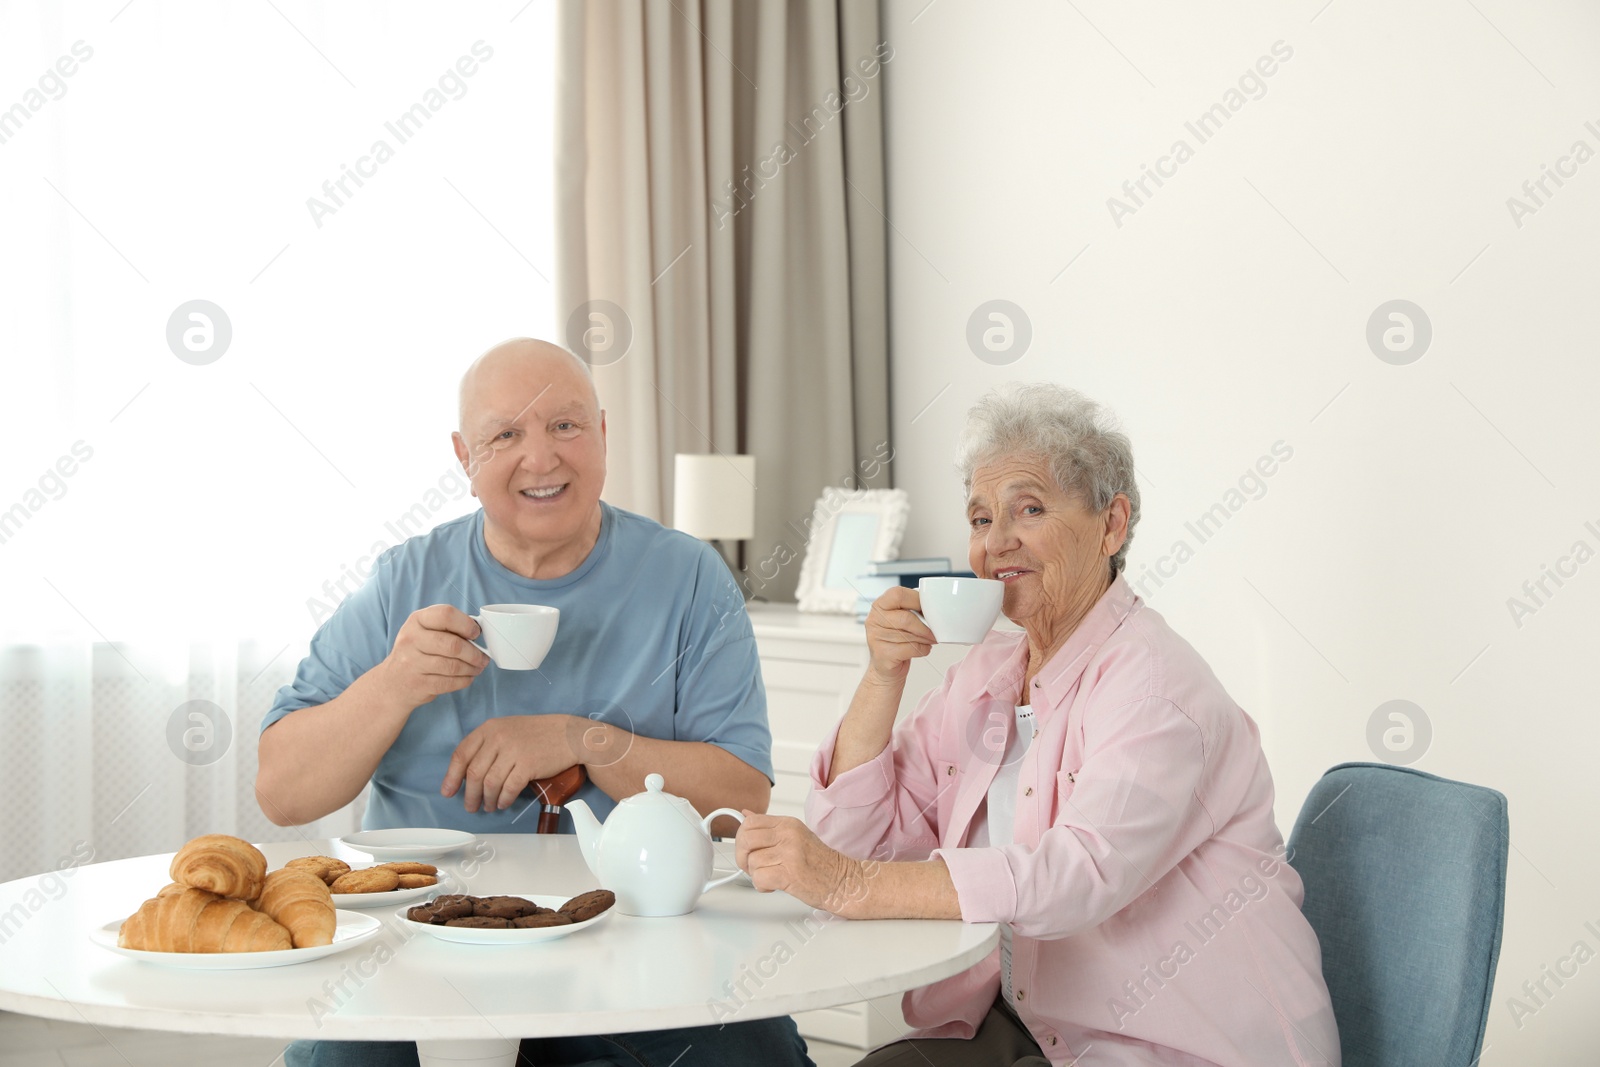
[339,828,476,861]
[285,855,450,909]
[401,891,616,945]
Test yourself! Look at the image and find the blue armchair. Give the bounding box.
[1287,762,1508,1067]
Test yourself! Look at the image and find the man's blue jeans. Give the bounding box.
[284,1015,813,1066]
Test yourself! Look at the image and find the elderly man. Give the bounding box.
[257,338,812,1067]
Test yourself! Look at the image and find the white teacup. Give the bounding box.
[471,604,559,670]
[914,577,1005,644]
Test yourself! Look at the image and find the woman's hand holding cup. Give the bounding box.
[863,586,936,686]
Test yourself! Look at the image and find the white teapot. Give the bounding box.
[566,773,746,917]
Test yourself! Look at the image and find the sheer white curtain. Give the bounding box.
[0,0,556,882]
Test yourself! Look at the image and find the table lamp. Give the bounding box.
[672,453,755,577]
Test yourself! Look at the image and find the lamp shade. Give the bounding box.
[673,454,755,541]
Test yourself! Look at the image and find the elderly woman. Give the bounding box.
[737,383,1339,1066]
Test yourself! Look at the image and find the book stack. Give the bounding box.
[852,557,978,621]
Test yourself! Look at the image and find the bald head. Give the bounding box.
[451,337,608,574]
[458,338,598,433]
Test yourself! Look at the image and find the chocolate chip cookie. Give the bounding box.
[512,912,573,928]
[330,868,399,894]
[444,915,513,928]
[474,895,536,919]
[285,855,351,886]
[409,895,470,921]
[396,873,438,889]
[375,861,438,876]
[559,889,615,922]
[406,904,446,924]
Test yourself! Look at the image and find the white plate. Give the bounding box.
[91,910,381,969]
[339,828,476,861]
[331,869,451,909]
[398,894,612,945]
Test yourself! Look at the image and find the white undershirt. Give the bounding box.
[967,704,1036,1004]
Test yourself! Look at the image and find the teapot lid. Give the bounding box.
[624,772,689,808]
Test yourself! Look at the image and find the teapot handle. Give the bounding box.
[700,808,747,893]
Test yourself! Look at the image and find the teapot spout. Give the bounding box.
[566,798,602,875]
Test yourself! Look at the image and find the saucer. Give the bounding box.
[339,829,476,861]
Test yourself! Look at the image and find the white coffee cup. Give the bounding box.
[914,577,1005,644]
[470,604,559,670]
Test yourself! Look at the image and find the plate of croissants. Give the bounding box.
[90,834,381,969]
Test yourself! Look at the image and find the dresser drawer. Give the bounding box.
[752,634,868,668]
[761,657,862,697]
[773,738,818,777]
[771,768,811,819]
[761,662,856,743]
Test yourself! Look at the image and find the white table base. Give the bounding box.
[416,1037,520,1065]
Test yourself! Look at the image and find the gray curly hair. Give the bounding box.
[954,382,1141,574]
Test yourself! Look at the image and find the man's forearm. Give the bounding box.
[255,669,413,826]
[580,725,770,834]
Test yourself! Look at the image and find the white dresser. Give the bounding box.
[744,602,967,1051]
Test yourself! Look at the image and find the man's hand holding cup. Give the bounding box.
[377,605,489,711]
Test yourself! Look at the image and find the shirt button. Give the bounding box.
[1024,787,1034,796]
[946,766,956,776]
[1033,680,1041,688]
[1047,1036,1057,1046]
[1016,990,1025,1001]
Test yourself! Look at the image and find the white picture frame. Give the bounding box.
[795,488,910,613]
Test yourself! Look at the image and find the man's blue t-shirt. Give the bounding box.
[261,502,772,832]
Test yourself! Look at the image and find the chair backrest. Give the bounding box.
[1287,762,1508,1067]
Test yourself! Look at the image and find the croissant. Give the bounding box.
[255,868,336,948]
[169,834,267,900]
[119,886,291,952]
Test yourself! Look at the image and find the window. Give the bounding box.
[0,1,557,643]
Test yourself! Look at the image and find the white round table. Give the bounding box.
[0,834,996,1065]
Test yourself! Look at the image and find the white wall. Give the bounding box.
[879,1,1599,1061]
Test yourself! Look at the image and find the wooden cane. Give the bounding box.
[529,765,587,834]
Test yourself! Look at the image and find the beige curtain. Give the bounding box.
[555,0,892,602]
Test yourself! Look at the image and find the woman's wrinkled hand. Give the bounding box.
[862,586,935,685]
[735,812,873,917]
